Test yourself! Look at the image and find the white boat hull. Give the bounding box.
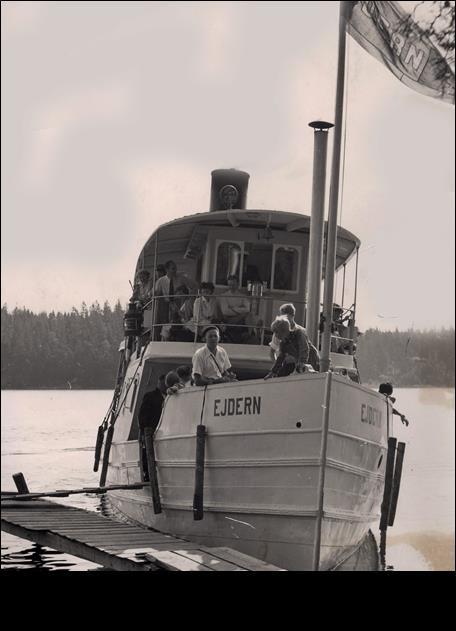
[106,372,389,570]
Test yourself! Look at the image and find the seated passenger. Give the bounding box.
[132,269,152,307]
[192,326,236,386]
[165,285,196,342]
[176,365,193,387]
[218,275,253,343]
[184,282,219,338]
[177,285,195,322]
[265,316,310,379]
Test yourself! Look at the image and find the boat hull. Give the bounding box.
[106,372,389,570]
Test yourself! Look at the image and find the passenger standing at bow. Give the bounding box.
[192,326,236,386]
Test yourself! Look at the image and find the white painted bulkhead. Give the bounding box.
[105,362,388,571]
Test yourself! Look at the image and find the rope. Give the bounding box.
[339,26,350,230]
[97,347,129,433]
[341,264,346,307]
[108,343,149,429]
[334,23,350,312]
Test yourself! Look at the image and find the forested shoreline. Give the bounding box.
[1,303,454,389]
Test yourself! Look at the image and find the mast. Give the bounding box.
[306,120,333,347]
[320,1,350,373]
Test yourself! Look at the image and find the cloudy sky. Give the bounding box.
[2,1,454,331]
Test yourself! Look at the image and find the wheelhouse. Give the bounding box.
[136,208,359,336]
[118,170,362,440]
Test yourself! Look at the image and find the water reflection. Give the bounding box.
[2,388,454,571]
[418,387,455,409]
[388,531,455,571]
[1,543,75,571]
[1,493,140,572]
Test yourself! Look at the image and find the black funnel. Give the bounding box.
[209,169,250,212]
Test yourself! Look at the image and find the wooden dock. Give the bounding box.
[1,498,284,572]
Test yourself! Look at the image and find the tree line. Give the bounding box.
[1,302,125,389]
[356,326,455,387]
[1,303,454,389]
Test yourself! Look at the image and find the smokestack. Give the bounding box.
[209,169,250,212]
[306,120,333,347]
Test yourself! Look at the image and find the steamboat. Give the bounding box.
[95,132,398,569]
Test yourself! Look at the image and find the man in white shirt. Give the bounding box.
[218,275,255,343]
[218,275,250,322]
[155,260,198,302]
[192,326,235,386]
[184,281,219,337]
[154,260,198,340]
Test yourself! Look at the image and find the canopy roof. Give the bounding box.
[137,209,360,272]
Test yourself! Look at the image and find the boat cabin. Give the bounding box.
[121,169,361,440]
[135,169,359,340]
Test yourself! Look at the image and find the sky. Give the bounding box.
[1,0,454,331]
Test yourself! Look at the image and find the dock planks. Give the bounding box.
[1,498,284,571]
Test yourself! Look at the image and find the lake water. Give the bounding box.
[1,388,454,571]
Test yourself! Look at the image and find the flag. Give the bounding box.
[346,1,455,104]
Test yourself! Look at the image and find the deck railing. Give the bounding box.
[135,292,357,355]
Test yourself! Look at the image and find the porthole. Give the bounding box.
[296,421,302,429]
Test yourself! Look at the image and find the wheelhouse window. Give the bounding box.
[215,241,243,285]
[272,246,299,291]
[242,242,273,288]
[214,239,300,292]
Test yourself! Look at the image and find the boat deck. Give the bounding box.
[1,498,285,571]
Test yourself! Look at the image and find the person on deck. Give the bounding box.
[218,275,254,342]
[162,285,196,342]
[218,275,250,321]
[269,303,319,371]
[132,269,152,307]
[265,316,310,379]
[177,285,195,322]
[378,382,409,426]
[176,365,193,387]
[192,326,236,386]
[165,371,184,395]
[154,260,198,340]
[155,264,166,282]
[137,374,167,480]
[184,282,219,338]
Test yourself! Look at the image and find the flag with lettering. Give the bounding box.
[346,1,455,104]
